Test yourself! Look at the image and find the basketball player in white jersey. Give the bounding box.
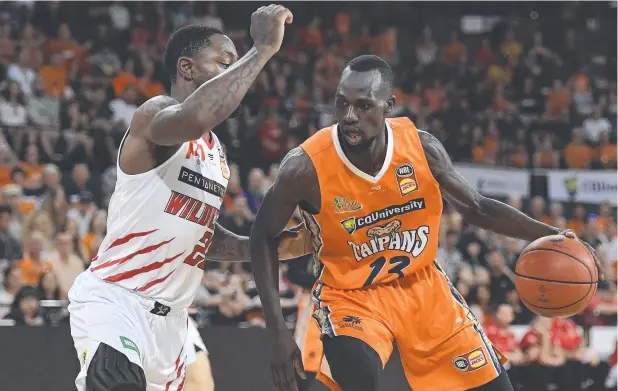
[68,5,303,391]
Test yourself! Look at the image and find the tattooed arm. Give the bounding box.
[143,6,293,146]
[204,221,314,262]
[420,131,560,241]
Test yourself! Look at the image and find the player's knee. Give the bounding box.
[86,343,146,391]
[323,336,381,391]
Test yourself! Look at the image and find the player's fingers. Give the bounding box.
[561,229,576,239]
[275,7,293,24]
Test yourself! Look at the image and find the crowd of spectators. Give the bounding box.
[0,1,615,389]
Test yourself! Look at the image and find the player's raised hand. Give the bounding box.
[270,331,306,391]
[558,229,605,280]
[250,4,293,56]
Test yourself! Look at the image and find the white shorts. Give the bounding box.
[185,317,208,366]
[68,271,189,391]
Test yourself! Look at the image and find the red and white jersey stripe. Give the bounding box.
[90,130,229,309]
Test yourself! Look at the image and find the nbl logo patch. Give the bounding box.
[395,163,419,196]
[452,347,487,372]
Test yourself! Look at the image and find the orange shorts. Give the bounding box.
[295,294,323,373]
[311,262,507,391]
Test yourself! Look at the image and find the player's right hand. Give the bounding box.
[250,4,293,56]
[270,330,306,391]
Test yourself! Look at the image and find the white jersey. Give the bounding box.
[89,130,229,309]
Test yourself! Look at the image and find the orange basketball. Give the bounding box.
[514,235,598,318]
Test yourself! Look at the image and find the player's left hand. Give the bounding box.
[558,229,605,280]
[278,223,314,261]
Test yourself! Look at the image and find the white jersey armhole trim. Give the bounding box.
[116,126,187,179]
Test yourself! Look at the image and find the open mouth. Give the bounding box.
[342,128,362,144]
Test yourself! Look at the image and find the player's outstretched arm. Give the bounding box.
[420,130,561,241]
[204,221,313,263]
[144,5,293,146]
[422,132,604,278]
[250,147,319,391]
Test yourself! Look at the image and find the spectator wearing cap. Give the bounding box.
[64,164,101,207]
[3,285,43,326]
[66,191,95,238]
[15,230,52,286]
[0,204,22,262]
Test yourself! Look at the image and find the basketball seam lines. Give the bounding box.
[517,246,596,310]
[513,272,599,284]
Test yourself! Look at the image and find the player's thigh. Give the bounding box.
[184,351,214,391]
[81,342,147,391]
[322,336,382,391]
[400,325,505,391]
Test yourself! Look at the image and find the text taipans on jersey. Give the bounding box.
[347,220,430,262]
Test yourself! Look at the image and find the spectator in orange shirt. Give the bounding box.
[112,58,139,97]
[564,128,593,169]
[81,210,107,261]
[533,135,560,169]
[19,144,44,188]
[545,79,572,116]
[15,230,52,286]
[38,53,68,98]
[44,24,88,68]
[137,58,165,99]
[442,31,468,65]
[568,204,587,236]
[596,201,614,233]
[598,131,617,169]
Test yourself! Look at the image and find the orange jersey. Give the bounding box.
[300,117,443,289]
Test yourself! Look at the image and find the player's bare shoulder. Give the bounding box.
[274,147,321,213]
[418,129,453,178]
[120,95,181,175]
[131,95,180,137]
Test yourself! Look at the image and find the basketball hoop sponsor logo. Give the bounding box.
[452,347,487,372]
[395,163,419,196]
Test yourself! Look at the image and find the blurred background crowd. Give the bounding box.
[0,1,615,390]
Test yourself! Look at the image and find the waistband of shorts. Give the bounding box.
[86,270,186,316]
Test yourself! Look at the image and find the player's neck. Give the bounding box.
[170,83,194,104]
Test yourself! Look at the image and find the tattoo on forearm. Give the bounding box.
[204,223,250,262]
[185,47,268,129]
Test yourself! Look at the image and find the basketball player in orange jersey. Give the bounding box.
[249,55,603,391]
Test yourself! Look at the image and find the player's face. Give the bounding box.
[335,69,394,150]
[191,34,238,87]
